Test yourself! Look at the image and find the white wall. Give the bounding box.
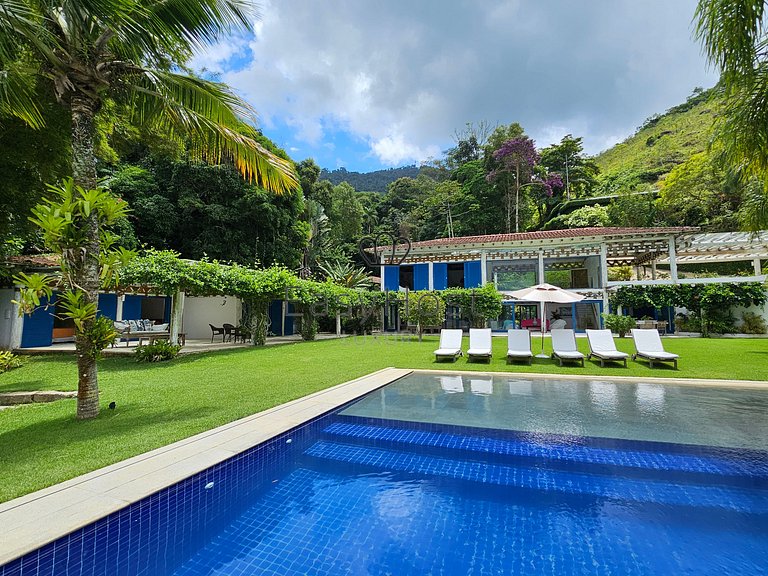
[181,296,241,340]
[0,289,21,350]
[585,256,600,289]
[732,302,768,332]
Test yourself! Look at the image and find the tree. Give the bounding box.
[694,0,768,230]
[539,135,599,201]
[487,137,539,233]
[1,0,299,419]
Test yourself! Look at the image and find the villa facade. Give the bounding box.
[379,227,768,332]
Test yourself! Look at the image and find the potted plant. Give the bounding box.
[601,313,636,338]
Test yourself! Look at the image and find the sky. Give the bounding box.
[191,0,719,173]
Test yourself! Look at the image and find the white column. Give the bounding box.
[537,250,545,284]
[754,257,762,275]
[428,262,434,291]
[599,244,608,289]
[668,237,678,282]
[8,291,23,349]
[651,261,657,280]
[115,294,124,321]
[480,252,488,285]
[170,290,185,344]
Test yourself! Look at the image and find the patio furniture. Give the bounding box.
[434,329,463,362]
[223,323,240,342]
[209,324,225,343]
[113,320,170,347]
[506,329,533,365]
[467,328,492,362]
[551,328,585,367]
[631,329,679,369]
[586,329,629,367]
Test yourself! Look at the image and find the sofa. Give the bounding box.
[113,320,170,346]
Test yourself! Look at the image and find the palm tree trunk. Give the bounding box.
[71,93,102,420]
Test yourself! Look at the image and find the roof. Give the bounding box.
[2,254,61,269]
[407,227,695,250]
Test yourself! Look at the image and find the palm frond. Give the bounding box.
[0,64,45,128]
[694,0,766,77]
[124,68,298,193]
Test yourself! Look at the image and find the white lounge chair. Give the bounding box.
[439,375,464,393]
[467,328,492,362]
[551,329,585,367]
[586,329,629,367]
[506,329,533,365]
[631,329,679,369]
[434,329,463,362]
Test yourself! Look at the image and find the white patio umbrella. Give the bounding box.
[503,283,585,357]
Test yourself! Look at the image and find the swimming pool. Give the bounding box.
[2,371,768,575]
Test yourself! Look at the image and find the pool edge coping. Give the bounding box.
[413,368,768,388]
[0,366,412,566]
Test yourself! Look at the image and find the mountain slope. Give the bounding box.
[594,86,722,186]
[320,165,421,193]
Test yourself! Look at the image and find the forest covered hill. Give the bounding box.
[593,85,720,187]
[320,165,421,192]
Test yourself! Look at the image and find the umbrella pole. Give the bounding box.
[536,301,548,358]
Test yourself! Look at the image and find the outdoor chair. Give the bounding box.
[551,329,585,367]
[467,328,493,362]
[209,323,225,343]
[631,329,679,369]
[506,329,533,365]
[434,329,463,362]
[586,329,629,367]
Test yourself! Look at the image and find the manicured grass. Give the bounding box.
[1,334,767,503]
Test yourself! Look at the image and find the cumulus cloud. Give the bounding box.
[193,0,717,167]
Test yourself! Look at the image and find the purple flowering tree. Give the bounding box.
[487,137,539,233]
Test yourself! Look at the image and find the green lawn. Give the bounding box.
[1,334,767,503]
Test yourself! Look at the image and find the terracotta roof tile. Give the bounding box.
[3,254,61,268]
[408,227,696,249]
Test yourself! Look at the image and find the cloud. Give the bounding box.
[193,0,718,168]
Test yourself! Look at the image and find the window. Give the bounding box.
[447,263,464,288]
[399,265,414,290]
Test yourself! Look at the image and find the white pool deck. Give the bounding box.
[0,367,412,565]
[2,367,768,566]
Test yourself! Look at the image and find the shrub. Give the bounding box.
[134,340,181,362]
[675,313,701,333]
[0,351,23,373]
[601,313,636,337]
[740,312,767,334]
[299,310,318,341]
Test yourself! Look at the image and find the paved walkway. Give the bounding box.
[17,333,348,356]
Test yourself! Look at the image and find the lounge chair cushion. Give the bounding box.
[637,350,678,360]
[553,350,585,360]
[507,349,533,358]
[467,348,492,357]
[435,348,461,357]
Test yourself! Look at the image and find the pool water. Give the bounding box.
[3,373,768,575]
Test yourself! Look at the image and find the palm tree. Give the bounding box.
[694,0,768,230]
[318,260,373,289]
[0,0,298,419]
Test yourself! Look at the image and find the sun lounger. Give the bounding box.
[586,329,629,367]
[467,328,492,362]
[506,329,533,364]
[551,329,585,367]
[434,329,463,362]
[631,329,679,369]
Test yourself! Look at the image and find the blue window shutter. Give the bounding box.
[413,264,429,291]
[464,261,482,288]
[20,294,56,348]
[122,295,142,319]
[97,294,118,320]
[383,266,400,291]
[433,263,448,291]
